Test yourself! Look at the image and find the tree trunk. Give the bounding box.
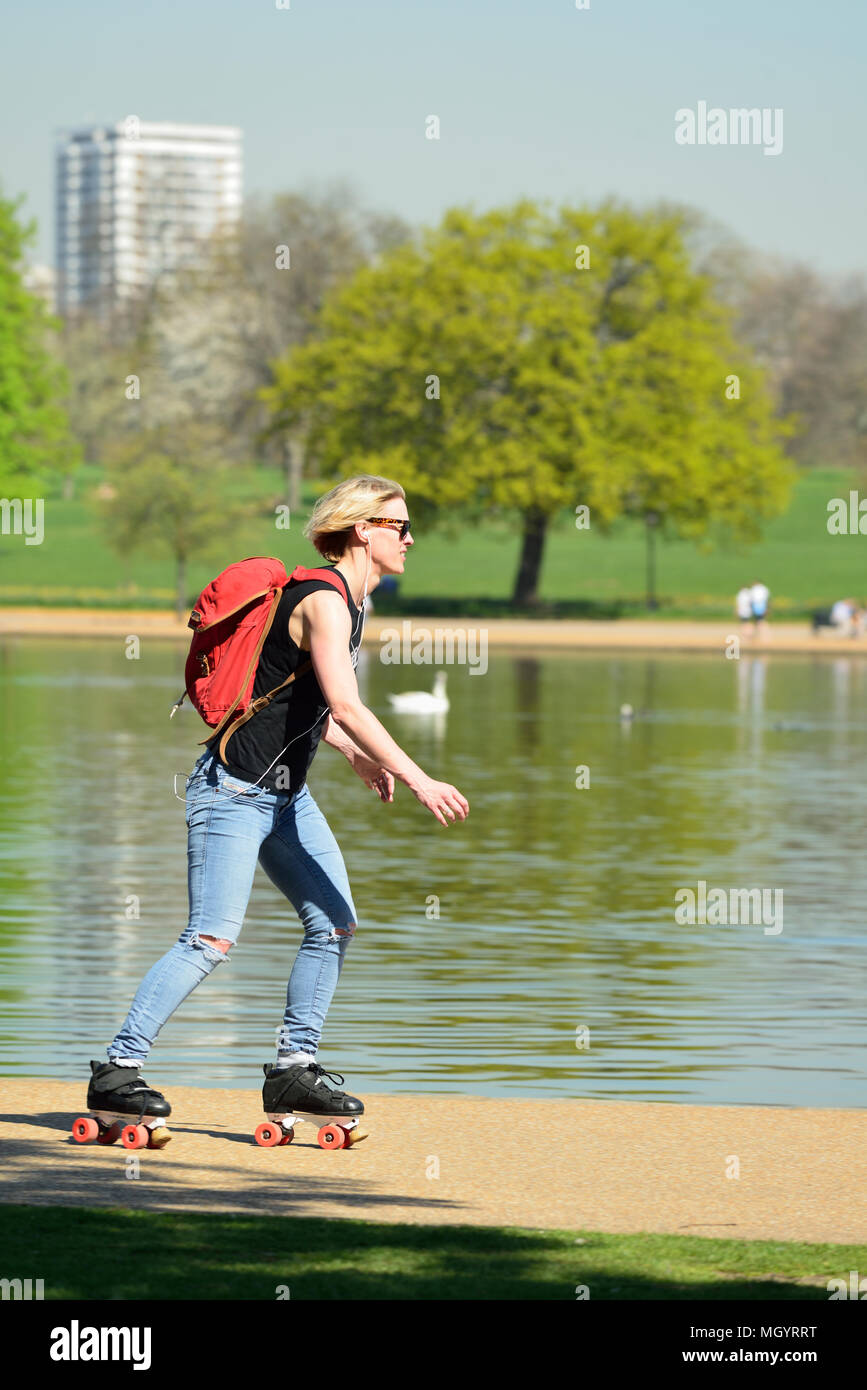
[285,436,303,514]
[176,552,187,620]
[645,514,659,610]
[511,508,549,607]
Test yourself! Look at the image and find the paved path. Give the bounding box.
[2,606,867,654]
[1,1079,865,1244]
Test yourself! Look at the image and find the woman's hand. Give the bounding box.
[411,776,469,827]
[349,751,395,801]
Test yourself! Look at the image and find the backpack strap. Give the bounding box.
[205,567,350,762]
[201,586,286,749]
[208,658,314,764]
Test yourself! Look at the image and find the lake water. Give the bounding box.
[0,638,864,1107]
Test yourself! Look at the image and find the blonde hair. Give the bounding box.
[303,474,406,562]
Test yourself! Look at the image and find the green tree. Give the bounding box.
[99,421,253,616]
[58,305,143,494]
[0,189,76,495]
[262,198,794,605]
[120,184,412,506]
[604,283,797,605]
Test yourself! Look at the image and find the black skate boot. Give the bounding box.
[256,1062,368,1151]
[71,1061,173,1151]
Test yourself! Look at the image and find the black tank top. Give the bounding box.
[220,566,362,793]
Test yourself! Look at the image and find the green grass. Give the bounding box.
[0,1205,861,1300]
[0,465,862,619]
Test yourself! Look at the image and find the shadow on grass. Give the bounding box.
[370,595,629,620]
[370,596,825,622]
[0,1203,838,1301]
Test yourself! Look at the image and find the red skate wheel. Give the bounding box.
[317,1124,346,1150]
[255,1122,283,1148]
[96,1121,124,1146]
[120,1124,148,1150]
[72,1117,98,1143]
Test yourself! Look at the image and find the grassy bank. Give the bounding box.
[0,1205,859,1300]
[0,466,862,619]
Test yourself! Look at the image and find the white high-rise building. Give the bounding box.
[22,263,57,310]
[55,119,243,315]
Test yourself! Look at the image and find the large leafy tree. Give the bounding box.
[0,189,76,495]
[262,198,794,604]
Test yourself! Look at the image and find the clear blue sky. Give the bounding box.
[2,0,864,276]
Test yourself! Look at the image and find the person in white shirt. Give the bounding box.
[735,585,754,635]
[750,580,771,640]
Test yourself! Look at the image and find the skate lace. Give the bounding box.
[309,1063,345,1094]
[109,1072,164,1123]
[128,1074,161,1096]
[123,1075,165,1113]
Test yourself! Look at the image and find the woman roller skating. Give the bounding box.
[75,475,469,1152]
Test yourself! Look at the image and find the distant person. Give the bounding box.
[735,584,754,635]
[750,579,770,640]
[830,598,862,638]
[812,602,849,635]
[829,598,852,631]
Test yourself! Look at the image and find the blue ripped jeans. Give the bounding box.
[107,749,358,1064]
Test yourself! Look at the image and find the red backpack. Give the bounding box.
[171,557,351,762]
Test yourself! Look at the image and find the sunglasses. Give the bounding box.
[366,517,412,540]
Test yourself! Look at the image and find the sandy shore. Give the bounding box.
[1,1078,865,1244]
[2,606,867,654]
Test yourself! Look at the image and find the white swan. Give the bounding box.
[387,670,449,713]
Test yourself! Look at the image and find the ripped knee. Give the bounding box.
[197,934,233,956]
[328,921,357,942]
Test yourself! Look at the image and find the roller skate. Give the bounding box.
[71,1060,173,1150]
[255,1061,368,1151]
